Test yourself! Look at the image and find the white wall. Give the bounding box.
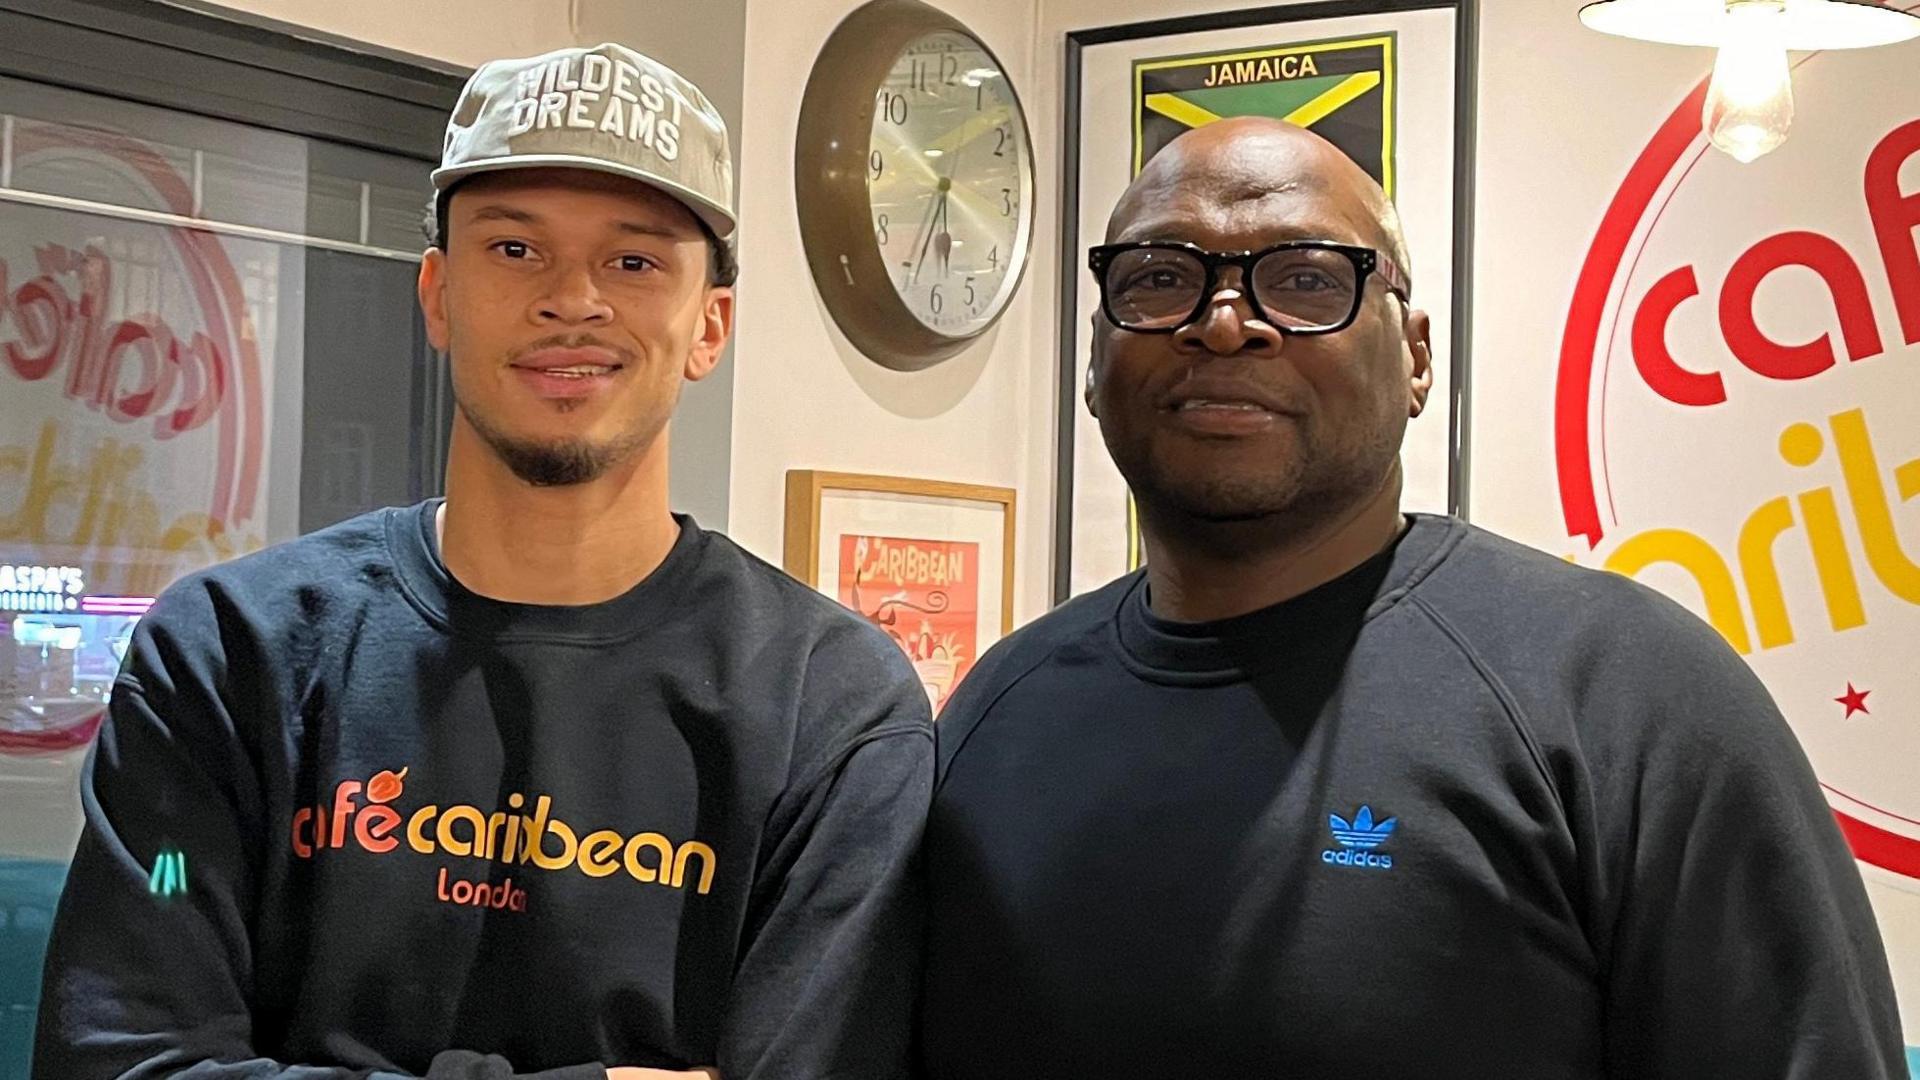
[169,0,573,68]
[727,0,1055,619]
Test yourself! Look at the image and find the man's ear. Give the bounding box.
[1401,304,1434,418]
[1085,314,1104,418]
[684,286,735,383]
[419,247,451,353]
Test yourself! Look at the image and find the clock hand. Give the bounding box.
[934,196,952,278]
[910,186,945,286]
[913,144,964,285]
[904,178,945,286]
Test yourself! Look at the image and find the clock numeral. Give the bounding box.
[878,91,908,125]
[975,82,984,111]
[1000,188,1013,216]
[988,246,999,271]
[930,285,944,315]
[876,214,890,245]
[941,53,960,87]
[869,150,884,181]
[994,127,1009,158]
[963,278,977,307]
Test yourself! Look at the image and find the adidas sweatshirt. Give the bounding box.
[921,514,1901,1079]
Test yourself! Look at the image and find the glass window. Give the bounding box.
[0,73,443,878]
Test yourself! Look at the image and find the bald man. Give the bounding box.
[918,119,1900,1079]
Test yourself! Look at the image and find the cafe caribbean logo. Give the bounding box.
[1557,35,1920,883]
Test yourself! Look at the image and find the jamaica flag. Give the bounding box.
[1119,35,1397,570]
[1132,35,1396,195]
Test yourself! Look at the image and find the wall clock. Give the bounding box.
[796,0,1036,370]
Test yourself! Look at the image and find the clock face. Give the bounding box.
[867,30,1032,338]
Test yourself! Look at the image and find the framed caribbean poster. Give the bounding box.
[783,470,1015,714]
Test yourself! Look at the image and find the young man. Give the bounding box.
[35,43,932,1080]
[920,118,1902,1078]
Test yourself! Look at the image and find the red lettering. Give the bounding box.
[354,805,402,854]
[450,880,473,904]
[64,255,111,406]
[1720,231,1883,380]
[328,781,362,849]
[1635,267,1728,405]
[1866,118,1920,347]
[162,333,224,439]
[0,245,227,437]
[1634,266,1727,406]
[102,320,177,423]
[290,807,315,858]
[5,277,69,381]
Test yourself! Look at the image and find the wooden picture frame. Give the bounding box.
[785,470,1016,711]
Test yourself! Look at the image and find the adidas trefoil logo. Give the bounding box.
[1322,804,1397,870]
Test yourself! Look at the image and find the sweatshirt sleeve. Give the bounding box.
[32,602,604,1080]
[1589,601,1904,1079]
[715,631,935,1080]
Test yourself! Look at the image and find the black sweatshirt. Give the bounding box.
[921,515,1901,1079]
[34,501,933,1080]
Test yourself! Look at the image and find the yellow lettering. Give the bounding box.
[624,832,675,883]
[673,841,717,895]
[1897,457,1920,502]
[436,805,487,858]
[502,812,524,862]
[1302,54,1319,76]
[483,811,509,860]
[1830,408,1920,604]
[1799,488,1870,633]
[1604,529,1752,653]
[578,829,624,878]
[1779,422,1869,634]
[1736,497,1797,650]
[407,806,439,854]
[526,796,578,870]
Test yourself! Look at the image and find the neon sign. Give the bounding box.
[0,564,84,612]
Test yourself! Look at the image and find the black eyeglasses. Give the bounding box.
[1088,240,1411,335]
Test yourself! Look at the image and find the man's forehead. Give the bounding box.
[453,168,700,232]
[1109,179,1371,247]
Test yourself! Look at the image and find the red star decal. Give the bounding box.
[1836,683,1872,719]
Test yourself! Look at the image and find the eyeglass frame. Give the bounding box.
[1087,240,1412,336]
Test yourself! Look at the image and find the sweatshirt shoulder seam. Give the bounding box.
[1406,591,1570,823]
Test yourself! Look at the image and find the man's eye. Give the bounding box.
[1126,269,1193,290]
[493,241,531,259]
[616,255,655,273]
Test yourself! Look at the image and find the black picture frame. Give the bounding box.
[1052,0,1480,605]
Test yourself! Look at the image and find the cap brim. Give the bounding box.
[431,155,736,241]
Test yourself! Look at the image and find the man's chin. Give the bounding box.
[479,429,646,488]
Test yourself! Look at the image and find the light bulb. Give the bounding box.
[1703,0,1794,163]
